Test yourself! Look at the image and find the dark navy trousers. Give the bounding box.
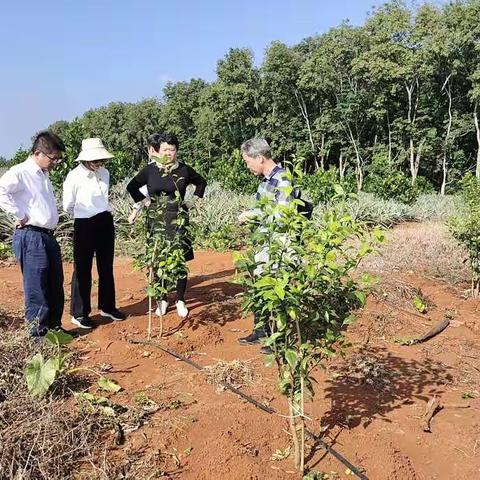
[12,228,64,336]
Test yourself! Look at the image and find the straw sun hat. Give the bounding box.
[76,138,114,162]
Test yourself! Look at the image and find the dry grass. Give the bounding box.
[360,221,470,285]
[371,279,434,311]
[0,328,105,480]
[204,359,257,390]
[0,318,186,479]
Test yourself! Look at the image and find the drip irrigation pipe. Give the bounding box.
[130,338,368,480]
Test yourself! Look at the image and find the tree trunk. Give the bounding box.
[339,152,346,180]
[387,112,392,163]
[288,396,300,470]
[440,75,453,196]
[319,133,325,171]
[148,267,153,339]
[410,138,425,185]
[406,78,420,185]
[355,161,364,192]
[474,104,480,179]
[295,90,316,162]
[346,124,363,191]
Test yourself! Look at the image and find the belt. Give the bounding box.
[21,225,55,236]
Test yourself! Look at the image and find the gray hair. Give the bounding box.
[240,137,272,158]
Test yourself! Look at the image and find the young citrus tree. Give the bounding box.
[234,175,381,475]
[449,173,480,297]
[135,195,188,337]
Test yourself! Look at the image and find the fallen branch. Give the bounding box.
[413,319,450,344]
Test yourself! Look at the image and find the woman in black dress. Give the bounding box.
[127,133,206,319]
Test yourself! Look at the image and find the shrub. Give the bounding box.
[0,242,12,260]
[363,152,431,205]
[234,169,382,474]
[208,150,259,194]
[449,173,480,296]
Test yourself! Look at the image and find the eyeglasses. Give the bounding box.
[42,152,64,163]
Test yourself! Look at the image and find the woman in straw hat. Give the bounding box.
[63,138,126,329]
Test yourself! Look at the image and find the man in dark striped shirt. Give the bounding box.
[237,137,297,351]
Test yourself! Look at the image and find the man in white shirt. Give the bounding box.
[63,138,126,329]
[0,131,66,337]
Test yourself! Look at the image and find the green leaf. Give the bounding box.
[325,250,336,262]
[358,242,372,257]
[284,349,297,369]
[354,291,366,306]
[255,276,276,287]
[343,314,356,325]
[264,354,275,368]
[412,296,427,314]
[24,353,58,397]
[262,331,283,346]
[278,376,291,394]
[98,377,122,393]
[45,329,74,346]
[372,228,386,243]
[146,286,156,297]
[276,316,287,331]
[334,184,345,196]
[274,284,285,300]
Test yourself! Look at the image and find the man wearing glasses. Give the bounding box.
[0,131,66,338]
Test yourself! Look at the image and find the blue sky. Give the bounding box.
[0,0,392,158]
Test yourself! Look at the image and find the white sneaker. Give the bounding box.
[155,300,169,316]
[176,301,189,319]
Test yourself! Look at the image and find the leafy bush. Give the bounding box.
[302,167,355,204]
[207,150,259,194]
[449,173,480,296]
[234,174,382,474]
[0,242,12,260]
[9,148,30,165]
[363,152,432,205]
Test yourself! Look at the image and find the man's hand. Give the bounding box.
[16,215,28,228]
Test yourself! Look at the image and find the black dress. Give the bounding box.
[127,162,207,261]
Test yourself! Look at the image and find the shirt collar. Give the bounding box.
[25,155,44,175]
[79,163,96,177]
[265,164,282,180]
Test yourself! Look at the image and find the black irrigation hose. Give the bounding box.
[130,338,368,480]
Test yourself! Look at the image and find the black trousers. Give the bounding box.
[70,211,116,318]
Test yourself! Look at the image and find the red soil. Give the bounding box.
[1,250,479,479]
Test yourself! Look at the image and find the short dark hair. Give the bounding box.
[147,132,179,152]
[31,131,65,155]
